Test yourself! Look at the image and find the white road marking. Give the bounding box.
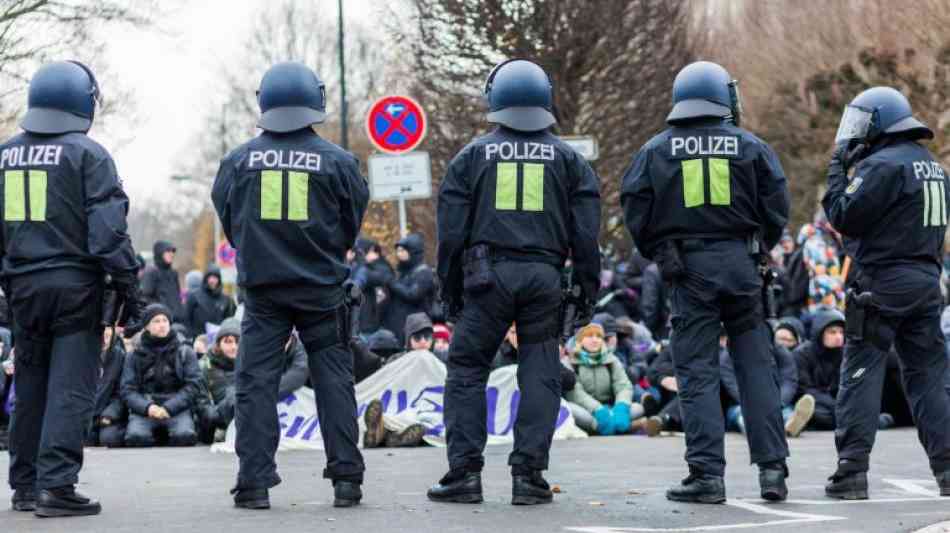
[565,499,845,532]
[883,478,939,497]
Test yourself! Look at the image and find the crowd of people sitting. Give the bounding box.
[1,221,949,452]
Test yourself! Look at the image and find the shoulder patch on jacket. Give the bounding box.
[845,177,863,195]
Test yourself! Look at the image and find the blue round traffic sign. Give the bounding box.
[365,95,427,154]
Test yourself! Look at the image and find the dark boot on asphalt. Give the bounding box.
[825,470,868,500]
[511,470,553,505]
[427,471,483,503]
[333,481,362,507]
[666,469,726,504]
[35,486,102,517]
[936,470,950,497]
[363,399,386,449]
[758,463,788,502]
[231,487,270,510]
[11,487,36,512]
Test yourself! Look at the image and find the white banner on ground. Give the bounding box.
[211,351,587,453]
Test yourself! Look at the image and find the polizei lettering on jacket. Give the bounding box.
[669,135,739,159]
[484,142,555,161]
[0,145,63,168]
[247,150,321,172]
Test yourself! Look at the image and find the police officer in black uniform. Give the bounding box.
[822,87,950,500]
[212,62,369,510]
[622,61,791,503]
[3,61,142,517]
[428,59,601,505]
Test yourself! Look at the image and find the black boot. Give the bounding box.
[231,487,270,510]
[666,468,726,504]
[759,463,788,502]
[427,470,483,503]
[825,470,868,500]
[35,486,102,517]
[935,470,949,497]
[11,487,36,512]
[512,470,553,505]
[333,481,362,508]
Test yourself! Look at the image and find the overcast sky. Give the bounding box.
[98,0,375,203]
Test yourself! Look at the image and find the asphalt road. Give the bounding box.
[3,429,949,532]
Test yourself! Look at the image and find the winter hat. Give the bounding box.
[575,323,605,343]
[215,318,241,346]
[404,312,434,347]
[142,303,172,326]
[592,313,617,337]
[368,329,401,358]
[433,323,451,342]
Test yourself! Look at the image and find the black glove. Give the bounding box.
[829,141,867,179]
[111,273,145,336]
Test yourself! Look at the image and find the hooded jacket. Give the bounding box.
[775,316,806,349]
[141,241,184,321]
[793,308,845,411]
[120,330,201,417]
[383,234,435,344]
[184,265,237,339]
[349,238,394,334]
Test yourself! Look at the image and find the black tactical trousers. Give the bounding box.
[669,240,788,477]
[7,268,102,491]
[445,261,562,474]
[835,265,950,474]
[235,285,364,490]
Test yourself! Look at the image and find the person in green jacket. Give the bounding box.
[565,323,644,435]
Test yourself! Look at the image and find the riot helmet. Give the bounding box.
[21,61,101,135]
[257,62,327,133]
[667,61,742,126]
[835,86,932,145]
[484,59,556,132]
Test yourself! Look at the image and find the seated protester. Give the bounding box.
[773,316,806,351]
[592,313,621,363]
[199,321,240,441]
[193,334,209,360]
[87,327,128,447]
[432,323,452,363]
[351,329,402,382]
[494,323,577,394]
[793,308,846,430]
[279,331,309,400]
[720,329,814,438]
[184,266,236,341]
[639,342,683,436]
[171,323,191,345]
[492,323,520,369]
[121,304,202,447]
[387,312,434,364]
[565,323,643,436]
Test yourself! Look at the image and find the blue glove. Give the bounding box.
[611,402,632,434]
[593,405,614,436]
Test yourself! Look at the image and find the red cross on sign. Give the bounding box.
[365,95,427,154]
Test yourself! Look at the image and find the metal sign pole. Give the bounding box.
[398,196,408,238]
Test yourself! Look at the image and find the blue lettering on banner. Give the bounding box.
[277,385,573,442]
